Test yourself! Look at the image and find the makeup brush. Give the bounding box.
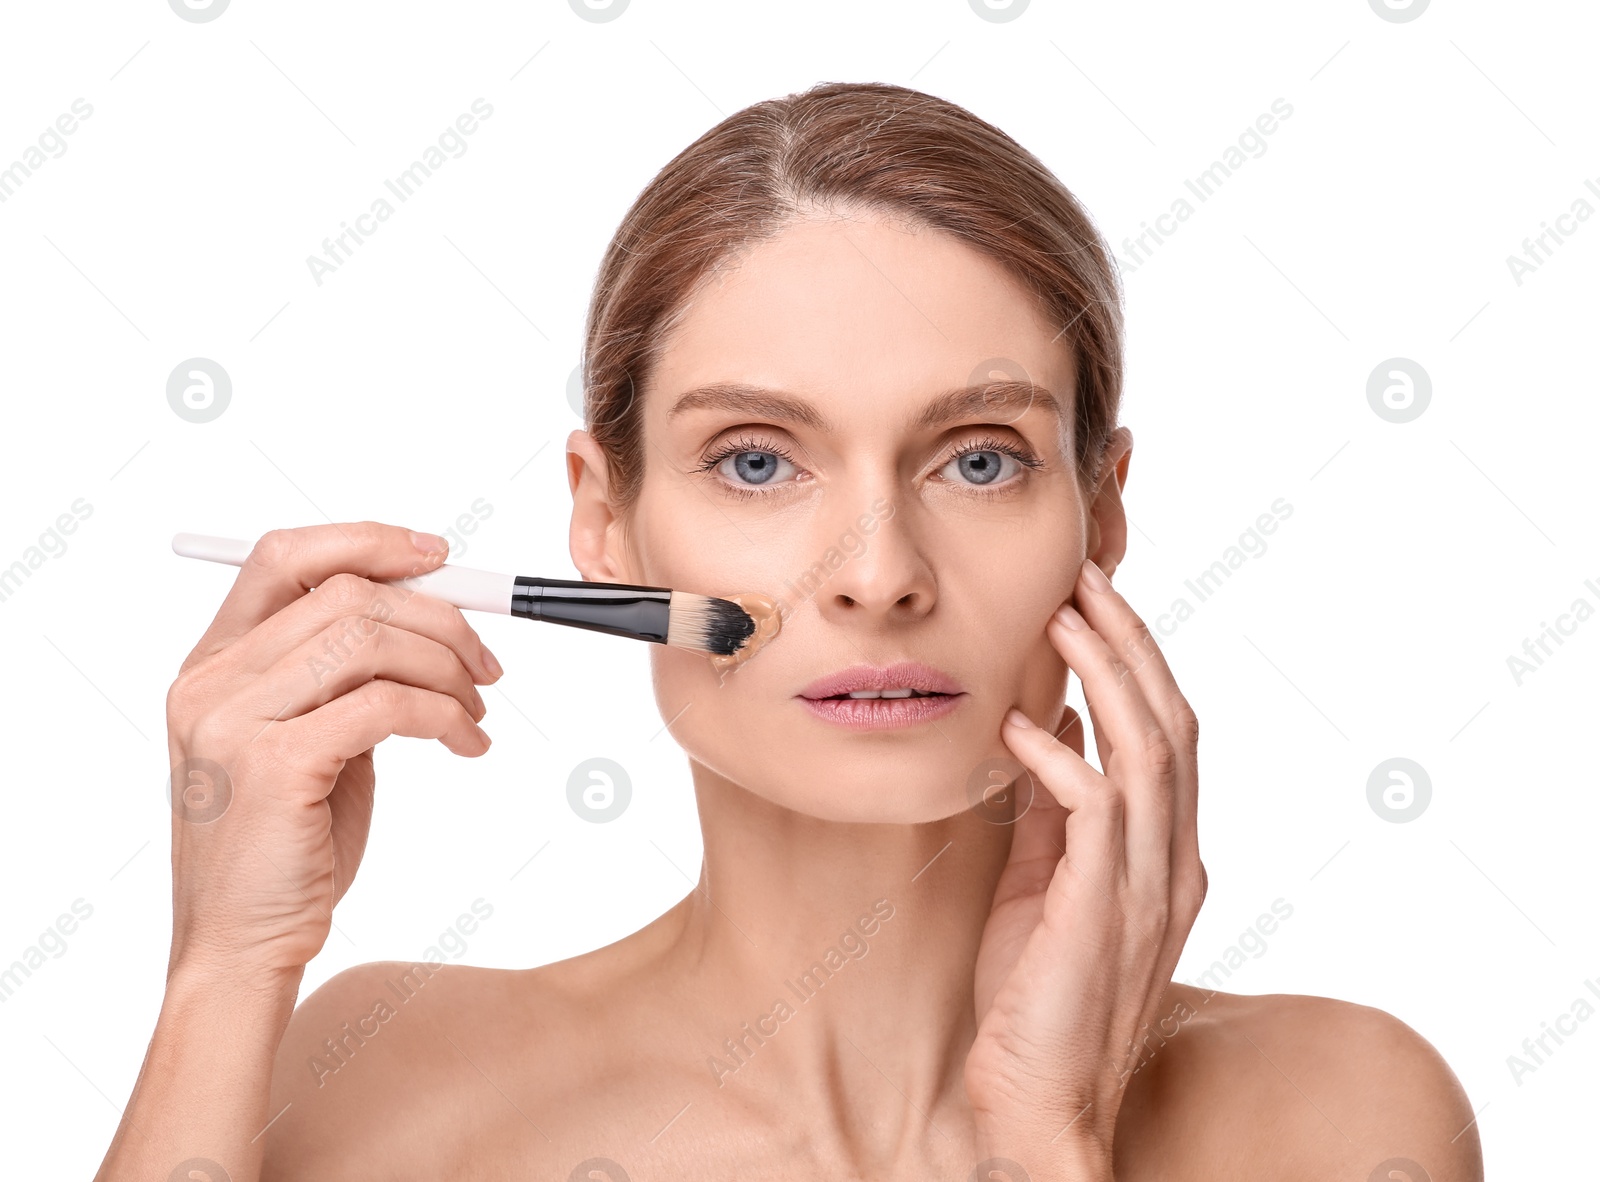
[170,533,760,657]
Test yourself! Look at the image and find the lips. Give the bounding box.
[798,661,964,701]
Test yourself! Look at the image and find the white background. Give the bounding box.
[1,0,1595,1176]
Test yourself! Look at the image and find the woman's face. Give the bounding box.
[569,209,1130,823]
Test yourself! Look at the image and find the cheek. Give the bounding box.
[629,491,773,592]
[646,642,780,783]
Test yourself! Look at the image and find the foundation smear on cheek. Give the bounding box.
[709,592,782,673]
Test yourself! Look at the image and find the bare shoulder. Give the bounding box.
[1123,984,1484,1182]
[260,957,566,1180]
[257,937,698,1181]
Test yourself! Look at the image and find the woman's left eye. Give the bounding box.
[715,449,798,487]
[938,448,1024,487]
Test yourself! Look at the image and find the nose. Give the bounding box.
[810,497,936,625]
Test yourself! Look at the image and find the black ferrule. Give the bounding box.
[510,576,674,645]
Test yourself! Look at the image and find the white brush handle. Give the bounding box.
[171,532,517,615]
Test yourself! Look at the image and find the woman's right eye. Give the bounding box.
[716,449,798,487]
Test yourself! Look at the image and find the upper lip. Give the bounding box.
[798,661,964,700]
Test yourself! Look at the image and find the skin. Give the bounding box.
[97,210,1484,1182]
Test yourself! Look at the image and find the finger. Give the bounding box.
[183,522,452,667]
[1073,559,1200,879]
[207,569,500,688]
[276,679,491,788]
[995,703,1084,870]
[242,619,487,727]
[1046,595,1174,888]
[1001,708,1125,891]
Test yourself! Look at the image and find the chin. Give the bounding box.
[688,721,1022,825]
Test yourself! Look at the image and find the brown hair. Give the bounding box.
[581,80,1125,516]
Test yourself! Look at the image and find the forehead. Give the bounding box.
[647,212,1075,427]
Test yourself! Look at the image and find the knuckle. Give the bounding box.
[1140,726,1179,780]
[249,528,297,572]
[166,672,202,721]
[1177,862,1207,916]
[353,520,394,547]
[186,710,231,760]
[1170,695,1200,749]
[361,678,405,715]
[1080,774,1125,813]
[1126,617,1157,659]
[318,570,371,611]
[1137,896,1171,931]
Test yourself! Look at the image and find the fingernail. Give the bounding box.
[410,531,449,557]
[1080,559,1111,592]
[1054,602,1088,631]
[474,724,491,749]
[481,647,503,680]
[1004,707,1034,729]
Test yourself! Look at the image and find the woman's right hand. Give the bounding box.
[163,521,501,987]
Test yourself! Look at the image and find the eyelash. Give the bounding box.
[694,432,1046,499]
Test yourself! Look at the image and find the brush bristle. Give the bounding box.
[666,592,757,655]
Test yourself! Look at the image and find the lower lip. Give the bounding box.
[798,693,966,731]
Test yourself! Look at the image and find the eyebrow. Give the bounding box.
[665,381,1065,434]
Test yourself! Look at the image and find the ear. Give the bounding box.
[1084,426,1134,581]
[566,428,633,582]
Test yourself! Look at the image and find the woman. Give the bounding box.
[99,82,1480,1181]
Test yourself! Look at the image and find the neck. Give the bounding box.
[669,766,1014,1148]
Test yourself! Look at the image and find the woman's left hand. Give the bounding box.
[964,557,1206,1179]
